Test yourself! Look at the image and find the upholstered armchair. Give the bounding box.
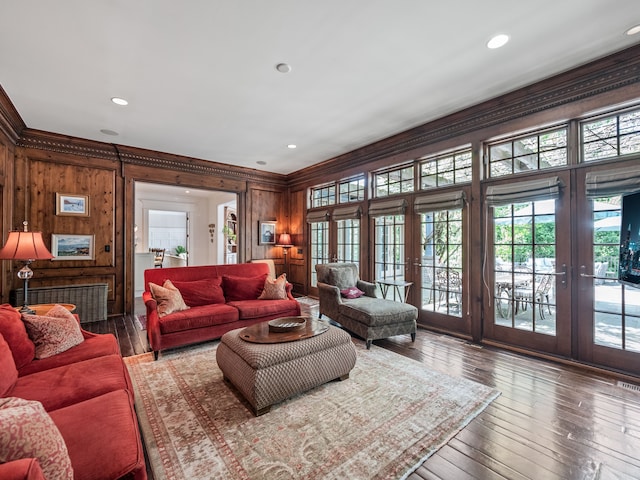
[315,263,418,349]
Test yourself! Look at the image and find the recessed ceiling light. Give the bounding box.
[287,144,297,149]
[111,97,129,106]
[487,34,509,49]
[99,129,119,136]
[256,160,267,165]
[626,24,640,36]
[275,63,292,73]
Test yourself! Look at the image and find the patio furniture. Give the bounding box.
[315,263,418,349]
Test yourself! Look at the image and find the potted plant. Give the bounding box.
[174,245,187,259]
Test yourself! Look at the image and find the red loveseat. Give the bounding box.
[143,262,301,359]
[0,304,146,480]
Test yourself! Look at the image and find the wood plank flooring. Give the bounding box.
[83,308,640,479]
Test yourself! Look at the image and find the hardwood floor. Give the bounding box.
[84,311,640,479]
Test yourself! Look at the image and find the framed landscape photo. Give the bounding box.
[259,221,276,245]
[56,193,89,216]
[51,234,95,260]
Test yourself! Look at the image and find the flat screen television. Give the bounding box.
[619,191,640,288]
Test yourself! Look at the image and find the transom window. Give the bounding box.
[582,107,640,162]
[374,165,414,198]
[338,176,365,203]
[420,148,472,189]
[310,184,336,208]
[487,127,567,178]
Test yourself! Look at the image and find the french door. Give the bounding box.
[482,172,573,356]
[575,161,640,375]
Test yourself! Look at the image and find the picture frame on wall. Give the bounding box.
[51,234,95,260]
[259,221,276,245]
[56,193,89,216]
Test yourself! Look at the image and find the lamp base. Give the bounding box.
[18,305,35,315]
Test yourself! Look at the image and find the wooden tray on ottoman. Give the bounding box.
[239,316,328,343]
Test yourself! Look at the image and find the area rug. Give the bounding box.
[125,341,499,480]
[134,314,146,330]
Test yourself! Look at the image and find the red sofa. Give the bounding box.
[0,304,146,480]
[143,262,301,359]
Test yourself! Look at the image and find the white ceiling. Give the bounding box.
[1,1,639,175]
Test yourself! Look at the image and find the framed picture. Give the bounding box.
[259,221,276,245]
[51,234,95,260]
[56,193,89,216]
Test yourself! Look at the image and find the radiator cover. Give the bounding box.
[12,283,109,323]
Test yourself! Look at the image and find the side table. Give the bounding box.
[14,303,76,316]
[377,279,413,303]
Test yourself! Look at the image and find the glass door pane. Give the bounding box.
[309,221,329,288]
[374,215,406,302]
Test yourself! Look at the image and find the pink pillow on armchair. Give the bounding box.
[340,286,365,299]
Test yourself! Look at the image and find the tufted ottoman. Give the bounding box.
[216,321,357,415]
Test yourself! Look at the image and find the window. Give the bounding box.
[420,148,472,189]
[582,108,640,162]
[338,176,365,203]
[373,215,405,301]
[487,127,567,178]
[310,184,336,208]
[309,220,329,287]
[419,210,463,316]
[374,165,414,197]
[336,219,360,268]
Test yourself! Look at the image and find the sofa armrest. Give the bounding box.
[142,291,161,353]
[285,282,296,300]
[317,282,343,320]
[0,458,46,480]
[357,279,379,298]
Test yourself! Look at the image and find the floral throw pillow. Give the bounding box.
[340,286,365,299]
[149,279,190,317]
[22,305,84,359]
[258,273,288,300]
[0,397,74,480]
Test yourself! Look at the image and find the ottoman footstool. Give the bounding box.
[216,323,357,415]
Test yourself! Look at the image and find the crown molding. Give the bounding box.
[288,44,640,187]
[0,85,26,143]
[16,129,288,187]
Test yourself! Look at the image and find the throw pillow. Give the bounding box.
[22,305,84,359]
[258,273,288,300]
[171,277,225,306]
[0,303,35,369]
[223,273,268,302]
[0,334,18,396]
[0,397,74,480]
[149,279,190,317]
[340,286,365,299]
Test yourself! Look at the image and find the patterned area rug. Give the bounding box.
[134,314,146,330]
[125,339,499,480]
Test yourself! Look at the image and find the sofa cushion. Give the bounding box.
[158,303,239,334]
[228,299,300,320]
[0,397,74,480]
[258,273,288,300]
[0,458,46,480]
[22,306,85,359]
[0,303,35,369]
[50,390,145,480]
[223,273,268,301]
[0,334,18,396]
[149,279,190,317]
[18,331,120,377]
[172,277,225,306]
[10,354,131,412]
[339,298,418,327]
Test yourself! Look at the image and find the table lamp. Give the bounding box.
[276,233,293,255]
[0,221,54,314]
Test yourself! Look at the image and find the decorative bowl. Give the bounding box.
[268,316,307,332]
